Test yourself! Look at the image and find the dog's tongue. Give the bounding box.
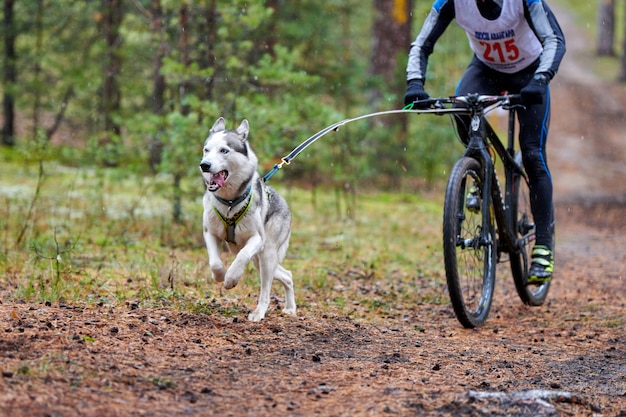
[211,171,227,188]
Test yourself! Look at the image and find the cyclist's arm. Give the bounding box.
[406,0,455,83]
[525,0,566,80]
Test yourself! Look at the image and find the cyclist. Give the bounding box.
[404,0,566,284]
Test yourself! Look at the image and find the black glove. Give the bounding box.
[520,73,549,105]
[404,79,430,108]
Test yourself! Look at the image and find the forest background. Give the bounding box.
[1,1,624,191]
[0,0,624,307]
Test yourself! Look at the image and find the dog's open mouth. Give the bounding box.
[207,170,228,191]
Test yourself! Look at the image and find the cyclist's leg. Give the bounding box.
[517,85,555,281]
[500,63,553,252]
[517,94,553,248]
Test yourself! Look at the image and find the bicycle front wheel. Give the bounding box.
[443,157,497,328]
[509,152,552,305]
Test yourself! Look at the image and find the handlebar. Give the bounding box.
[410,93,523,113]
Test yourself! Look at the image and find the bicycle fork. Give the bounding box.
[466,115,495,249]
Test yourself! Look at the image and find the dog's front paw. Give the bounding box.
[211,265,226,282]
[223,276,240,290]
[223,264,244,289]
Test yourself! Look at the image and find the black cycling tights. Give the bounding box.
[455,57,554,249]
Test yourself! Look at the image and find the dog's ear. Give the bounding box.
[211,117,226,133]
[236,119,249,141]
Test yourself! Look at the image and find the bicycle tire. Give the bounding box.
[443,157,497,328]
[508,151,552,305]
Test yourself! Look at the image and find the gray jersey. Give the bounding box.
[406,0,566,82]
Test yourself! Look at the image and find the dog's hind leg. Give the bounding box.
[248,257,274,322]
[274,265,296,316]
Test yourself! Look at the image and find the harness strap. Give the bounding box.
[213,185,252,207]
[213,191,254,244]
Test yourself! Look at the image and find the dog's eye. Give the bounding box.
[220,148,229,154]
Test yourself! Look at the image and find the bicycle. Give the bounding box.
[411,93,553,328]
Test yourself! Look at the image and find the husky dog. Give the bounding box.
[199,117,296,321]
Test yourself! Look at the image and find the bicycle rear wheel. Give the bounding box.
[443,157,497,328]
[509,152,552,305]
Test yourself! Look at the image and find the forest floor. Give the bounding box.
[1,7,625,417]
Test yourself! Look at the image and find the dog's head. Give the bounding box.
[199,117,258,193]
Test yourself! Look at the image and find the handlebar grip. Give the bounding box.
[507,94,522,105]
[410,98,439,109]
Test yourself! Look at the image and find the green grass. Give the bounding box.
[0,154,447,321]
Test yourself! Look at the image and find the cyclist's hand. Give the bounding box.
[520,73,549,105]
[404,79,430,108]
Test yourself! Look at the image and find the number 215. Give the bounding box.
[480,39,519,62]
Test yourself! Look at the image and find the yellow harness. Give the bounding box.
[213,191,253,244]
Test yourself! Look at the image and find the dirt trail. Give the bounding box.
[549,7,626,201]
[1,5,625,417]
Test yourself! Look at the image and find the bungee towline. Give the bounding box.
[262,107,457,183]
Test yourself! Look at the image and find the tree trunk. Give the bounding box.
[370,0,413,186]
[151,0,166,116]
[199,0,217,102]
[596,0,615,56]
[148,0,165,172]
[173,173,182,224]
[619,6,626,82]
[172,3,191,224]
[370,0,412,102]
[101,0,123,165]
[2,0,16,146]
[32,0,44,141]
[179,4,190,116]
[30,0,73,144]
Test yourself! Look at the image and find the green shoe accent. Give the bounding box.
[528,245,554,285]
[527,274,551,285]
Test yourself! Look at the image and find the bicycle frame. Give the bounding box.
[450,95,527,256]
[471,113,523,256]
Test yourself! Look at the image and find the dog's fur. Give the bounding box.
[199,117,296,321]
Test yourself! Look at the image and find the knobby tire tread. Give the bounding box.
[443,157,496,328]
[508,151,551,305]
